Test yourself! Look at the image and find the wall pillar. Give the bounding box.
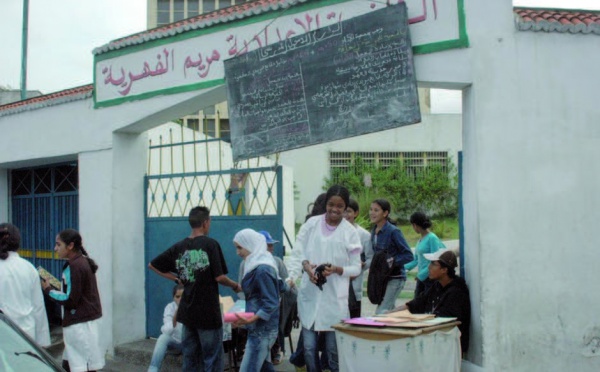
[79,149,114,355]
[111,132,148,347]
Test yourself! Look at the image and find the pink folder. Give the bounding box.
[224,312,255,323]
[343,317,387,327]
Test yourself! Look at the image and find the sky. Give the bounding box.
[0,0,147,93]
[0,0,598,100]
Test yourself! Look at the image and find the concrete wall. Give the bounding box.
[464,1,600,369]
[430,1,600,370]
[279,112,462,223]
[78,149,115,355]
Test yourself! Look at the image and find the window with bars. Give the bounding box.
[11,164,78,196]
[329,151,449,183]
[156,0,242,27]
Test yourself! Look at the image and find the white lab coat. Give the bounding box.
[0,252,51,346]
[288,215,362,331]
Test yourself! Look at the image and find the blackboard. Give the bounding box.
[224,3,420,161]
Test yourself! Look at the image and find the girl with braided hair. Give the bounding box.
[42,229,104,372]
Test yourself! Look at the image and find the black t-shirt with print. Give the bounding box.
[151,235,228,329]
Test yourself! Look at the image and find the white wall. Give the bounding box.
[279,112,462,223]
[462,0,600,370]
[111,133,148,346]
[78,149,114,354]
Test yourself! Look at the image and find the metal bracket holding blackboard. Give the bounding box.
[224,3,420,161]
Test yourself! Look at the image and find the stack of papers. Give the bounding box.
[343,309,456,329]
[375,309,435,321]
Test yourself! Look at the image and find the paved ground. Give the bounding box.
[97,292,412,371]
[49,266,426,371]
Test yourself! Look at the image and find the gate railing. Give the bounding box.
[146,123,280,218]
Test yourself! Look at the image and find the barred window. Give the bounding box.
[329,151,449,183]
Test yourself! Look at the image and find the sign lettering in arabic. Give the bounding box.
[224,4,420,161]
[93,0,466,107]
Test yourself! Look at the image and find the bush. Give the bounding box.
[324,156,458,220]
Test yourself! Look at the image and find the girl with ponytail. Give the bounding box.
[42,229,104,372]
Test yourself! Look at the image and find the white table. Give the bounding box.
[333,322,462,372]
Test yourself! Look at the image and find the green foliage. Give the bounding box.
[324,155,458,221]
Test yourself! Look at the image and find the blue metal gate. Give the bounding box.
[11,163,79,279]
[144,128,284,337]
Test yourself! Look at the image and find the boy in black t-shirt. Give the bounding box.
[149,206,242,372]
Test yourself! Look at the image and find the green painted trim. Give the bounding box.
[457,0,470,48]
[94,78,225,108]
[412,0,469,55]
[413,37,467,55]
[92,57,97,104]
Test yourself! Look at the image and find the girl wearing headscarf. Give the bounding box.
[233,228,281,372]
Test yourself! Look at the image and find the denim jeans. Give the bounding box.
[375,278,406,314]
[302,327,338,372]
[181,325,223,372]
[148,334,182,372]
[239,332,277,372]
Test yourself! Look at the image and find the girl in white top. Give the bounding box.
[0,223,50,347]
[287,185,362,372]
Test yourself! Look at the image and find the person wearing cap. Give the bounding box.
[392,249,471,353]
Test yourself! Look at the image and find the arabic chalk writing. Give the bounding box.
[224,3,420,162]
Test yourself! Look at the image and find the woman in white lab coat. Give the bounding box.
[287,185,362,372]
[0,223,50,347]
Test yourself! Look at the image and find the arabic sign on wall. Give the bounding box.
[94,0,466,108]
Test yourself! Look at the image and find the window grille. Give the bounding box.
[329,151,449,183]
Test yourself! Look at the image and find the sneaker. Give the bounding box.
[273,352,283,365]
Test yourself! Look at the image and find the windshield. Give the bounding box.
[0,318,58,372]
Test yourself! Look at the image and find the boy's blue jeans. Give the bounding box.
[148,334,182,372]
[181,325,223,372]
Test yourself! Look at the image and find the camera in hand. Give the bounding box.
[314,263,331,291]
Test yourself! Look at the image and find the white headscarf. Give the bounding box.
[234,228,278,278]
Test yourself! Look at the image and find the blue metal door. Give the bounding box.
[11,163,79,279]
